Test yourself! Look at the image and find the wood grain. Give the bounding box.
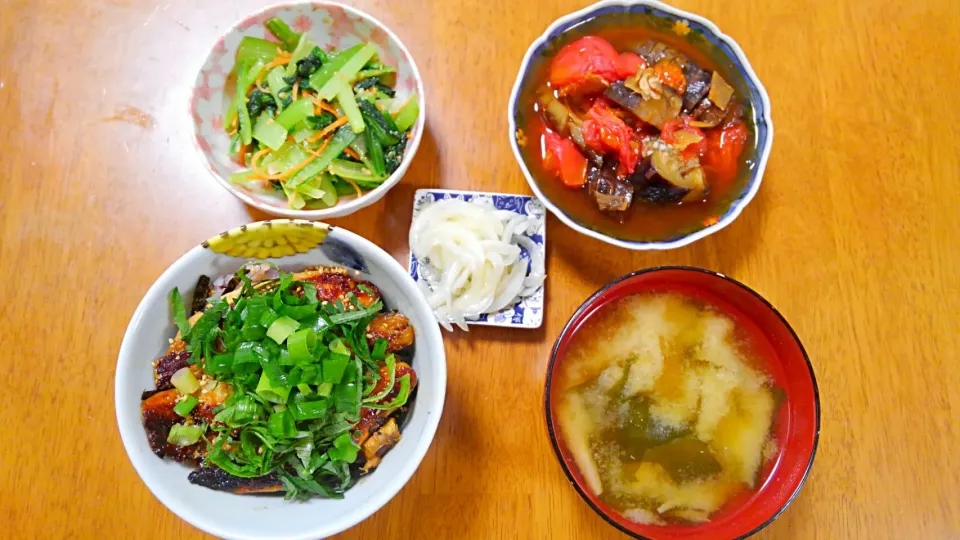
[1,0,958,538]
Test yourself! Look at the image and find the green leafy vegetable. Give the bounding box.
[253,115,288,151]
[384,136,408,174]
[394,93,420,132]
[236,37,281,69]
[265,17,301,50]
[170,289,191,338]
[305,113,336,130]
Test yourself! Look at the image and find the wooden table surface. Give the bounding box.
[2,0,959,538]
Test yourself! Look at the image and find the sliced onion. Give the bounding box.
[410,199,546,330]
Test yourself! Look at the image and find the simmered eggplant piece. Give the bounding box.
[633,40,717,113]
[708,71,735,111]
[682,63,712,111]
[629,159,689,204]
[588,160,634,216]
[604,81,682,128]
[650,144,707,202]
[634,40,678,66]
[689,98,726,128]
[539,92,603,165]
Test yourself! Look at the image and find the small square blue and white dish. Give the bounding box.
[409,189,546,329]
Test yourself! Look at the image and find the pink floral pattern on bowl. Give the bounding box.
[191,1,425,218]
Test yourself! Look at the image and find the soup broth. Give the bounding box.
[515,15,760,242]
[553,293,779,525]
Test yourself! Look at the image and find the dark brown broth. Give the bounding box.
[515,17,760,242]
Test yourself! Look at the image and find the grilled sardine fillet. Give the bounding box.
[366,312,415,352]
[360,418,402,473]
[294,266,381,306]
[188,467,284,494]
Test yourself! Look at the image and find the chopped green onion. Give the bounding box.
[267,315,300,344]
[268,410,298,438]
[333,363,360,416]
[241,324,267,341]
[167,423,204,446]
[289,399,330,421]
[208,353,234,376]
[173,395,200,417]
[287,328,317,364]
[256,371,292,404]
[329,339,350,356]
[171,367,200,395]
[322,353,350,384]
[316,382,333,397]
[233,342,263,374]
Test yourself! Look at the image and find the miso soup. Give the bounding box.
[553,292,780,525]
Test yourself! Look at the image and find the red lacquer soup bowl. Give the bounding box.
[544,267,820,539]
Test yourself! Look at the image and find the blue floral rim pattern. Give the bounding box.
[409,189,546,329]
[507,0,774,251]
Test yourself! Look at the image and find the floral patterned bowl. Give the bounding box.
[191,2,426,218]
[115,220,446,539]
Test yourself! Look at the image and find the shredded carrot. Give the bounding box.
[273,154,318,180]
[255,70,267,91]
[249,147,272,178]
[307,116,349,142]
[304,137,332,158]
[227,125,238,136]
[263,56,291,71]
[344,147,360,160]
[292,81,299,101]
[237,144,250,166]
[318,100,340,117]
[343,178,363,198]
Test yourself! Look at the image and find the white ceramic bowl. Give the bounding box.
[507,0,774,250]
[115,220,446,540]
[190,2,426,219]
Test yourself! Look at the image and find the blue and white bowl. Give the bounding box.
[409,189,546,329]
[507,0,773,251]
